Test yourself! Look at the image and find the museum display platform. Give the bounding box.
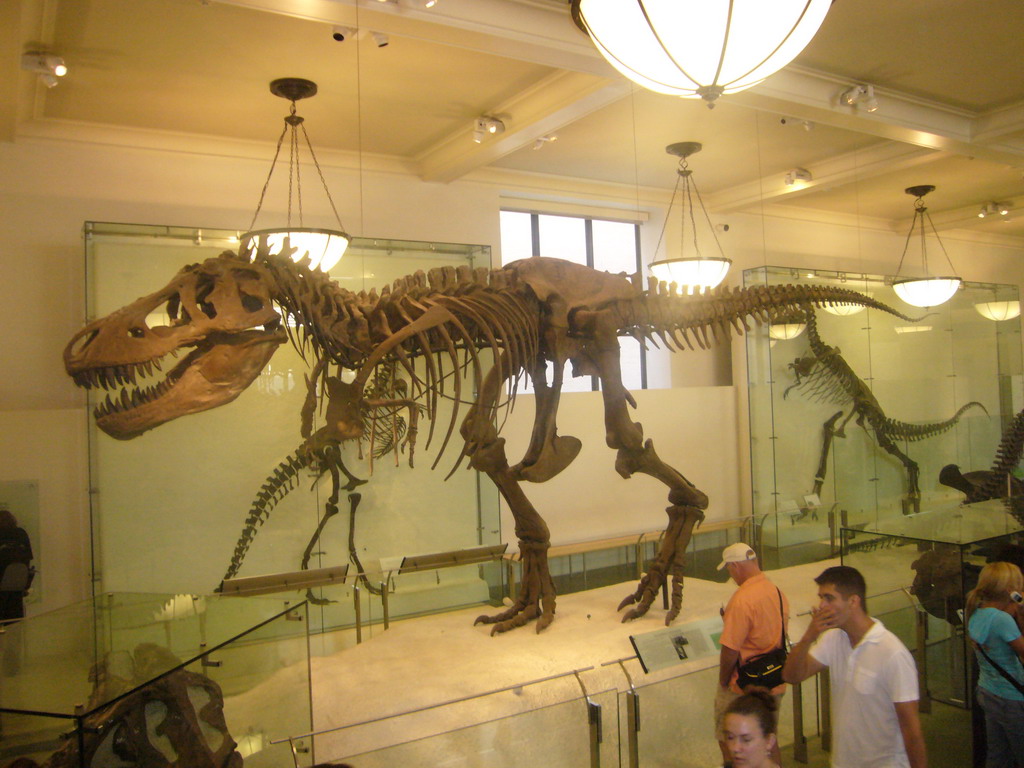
[1,505,990,767]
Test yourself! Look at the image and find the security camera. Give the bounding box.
[371,31,389,48]
[332,25,356,42]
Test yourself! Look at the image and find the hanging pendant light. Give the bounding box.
[768,322,806,340]
[570,0,833,106]
[240,78,351,272]
[974,300,1021,322]
[648,142,731,294]
[891,185,961,308]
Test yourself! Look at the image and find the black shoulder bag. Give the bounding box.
[976,643,1024,697]
[735,588,788,690]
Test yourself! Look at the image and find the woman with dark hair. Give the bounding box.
[967,561,1024,768]
[0,509,33,623]
[721,688,779,768]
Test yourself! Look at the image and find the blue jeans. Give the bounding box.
[978,686,1024,768]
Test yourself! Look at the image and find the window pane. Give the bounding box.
[538,214,587,265]
[514,360,594,395]
[500,210,533,265]
[592,219,638,275]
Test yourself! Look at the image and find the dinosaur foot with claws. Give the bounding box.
[618,504,702,625]
[475,540,556,635]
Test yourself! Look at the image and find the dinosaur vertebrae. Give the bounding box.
[804,312,984,441]
[225,446,316,581]
[612,282,910,353]
[977,409,1024,500]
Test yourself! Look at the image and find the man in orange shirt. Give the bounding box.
[715,542,790,767]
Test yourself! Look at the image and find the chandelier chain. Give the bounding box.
[299,122,347,233]
[247,118,290,232]
[652,173,682,263]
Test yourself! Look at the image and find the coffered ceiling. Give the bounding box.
[7,0,1024,239]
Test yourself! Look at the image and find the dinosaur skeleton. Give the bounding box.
[939,406,1024,522]
[64,243,910,633]
[13,644,241,768]
[783,311,985,513]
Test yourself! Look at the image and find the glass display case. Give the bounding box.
[746,266,1022,562]
[0,592,311,767]
[82,223,502,631]
[841,499,1024,707]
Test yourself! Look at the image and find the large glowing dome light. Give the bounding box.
[571,0,833,104]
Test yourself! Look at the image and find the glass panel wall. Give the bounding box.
[746,266,1022,560]
[83,223,501,629]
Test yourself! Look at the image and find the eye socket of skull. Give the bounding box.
[195,274,218,319]
[240,293,264,313]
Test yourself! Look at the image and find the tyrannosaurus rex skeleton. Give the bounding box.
[784,310,986,513]
[64,241,911,633]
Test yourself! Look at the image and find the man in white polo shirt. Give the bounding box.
[783,565,927,768]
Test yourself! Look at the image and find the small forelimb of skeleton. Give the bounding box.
[364,397,424,468]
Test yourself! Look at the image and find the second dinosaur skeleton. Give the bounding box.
[783,310,985,513]
[64,243,912,632]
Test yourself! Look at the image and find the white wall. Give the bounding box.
[2,135,1023,615]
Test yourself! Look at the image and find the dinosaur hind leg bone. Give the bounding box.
[576,309,708,625]
[464,355,557,634]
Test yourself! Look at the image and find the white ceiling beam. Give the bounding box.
[415,71,630,183]
[971,101,1024,151]
[734,67,1024,166]
[705,142,946,214]
[215,2,1024,170]
[211,0,610,74]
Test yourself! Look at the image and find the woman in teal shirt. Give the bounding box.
[967,561,1024,768]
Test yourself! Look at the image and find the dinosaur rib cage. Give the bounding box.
[258,255,541,469]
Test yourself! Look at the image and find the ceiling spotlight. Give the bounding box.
[371,31,390,48]
[21,52,68,87]
[784,168,812,186]
[472,116,504,143]
[840,84,878,112]
[978,201,1011,218]
[533,134,558,150]
[424,0,439,7]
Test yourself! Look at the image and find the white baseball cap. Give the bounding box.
[717,542,756,570]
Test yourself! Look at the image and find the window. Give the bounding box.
[499,210,645,393]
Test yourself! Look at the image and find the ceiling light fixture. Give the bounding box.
[533,134,558,150]
[472,116,505,144]
[768,322,807,341]
[648,142,731,294]
[822,295,869,317]
[21,52,68,88]
[978,201,1011,218]
[974,300,1021,322]
[784,168,812,186]
[239,78,351,273]
[569,0,832,107]
[840,84,879,112]
[891,185,961,308]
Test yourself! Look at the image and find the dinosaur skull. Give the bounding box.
[64,253,285,439]
[45,668,243,768]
